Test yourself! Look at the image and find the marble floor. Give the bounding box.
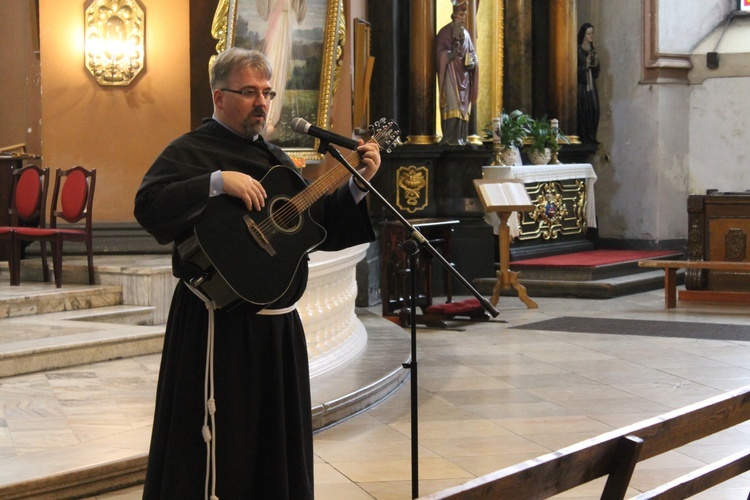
[2,256,750,499]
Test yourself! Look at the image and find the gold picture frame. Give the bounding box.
[475,0,504,130]
[212,0,345,162]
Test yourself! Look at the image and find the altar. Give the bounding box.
[482,163,597,258]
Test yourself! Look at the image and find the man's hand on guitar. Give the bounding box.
[221,171,267,211]
[356,140,381,182]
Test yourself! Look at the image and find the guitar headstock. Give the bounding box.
[369,118,402,153]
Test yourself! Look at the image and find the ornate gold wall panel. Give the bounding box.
[396,165,429,213]
[517,178,588,241]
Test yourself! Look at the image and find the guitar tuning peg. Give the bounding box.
[386,137,403,153]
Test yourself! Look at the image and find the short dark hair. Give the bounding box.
[210,47,273,90]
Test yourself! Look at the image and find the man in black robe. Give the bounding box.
[134,47,381,499]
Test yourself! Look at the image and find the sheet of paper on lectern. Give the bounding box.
[478,181,531,207]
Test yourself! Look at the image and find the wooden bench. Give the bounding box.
[418,384,750,499]
[637,259,750,309]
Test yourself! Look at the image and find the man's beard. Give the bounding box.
[242,107,267,138]
[451,21,465,42]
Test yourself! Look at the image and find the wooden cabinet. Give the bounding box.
[687,190,750,291]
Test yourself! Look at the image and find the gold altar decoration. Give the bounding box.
[352,19,374,133]
[475,0,504,125]
[84,0,145,86]
[209,0,230,71]
[396,166,429,213]
[521,179,587,241]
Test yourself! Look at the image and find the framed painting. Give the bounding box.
[212,0,345,161]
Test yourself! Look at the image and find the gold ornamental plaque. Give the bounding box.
[396,165,429,213]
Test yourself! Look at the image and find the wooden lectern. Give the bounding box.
[474,179,538,309]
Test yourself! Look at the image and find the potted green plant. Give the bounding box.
[525,116,554,165]
[525,116,571,165]
[495,109,530,165]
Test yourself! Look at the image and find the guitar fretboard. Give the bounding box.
[288,135,381,213]
[256,120,397,237]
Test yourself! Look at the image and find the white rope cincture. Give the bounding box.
[185,283,219,500]
[186,285,297,499]
[256,303,297,315]
[205,302,218,500]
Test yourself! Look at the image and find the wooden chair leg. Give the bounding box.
[9,232,20,286]
[53,237,63,288]
[39,239,50,283]
[86,239,95,284]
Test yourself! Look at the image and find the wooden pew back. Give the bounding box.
[419,385,750,499]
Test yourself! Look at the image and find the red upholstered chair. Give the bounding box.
[0,165,50,285]
[14,166,96,288]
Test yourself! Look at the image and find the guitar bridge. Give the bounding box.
[243,215,276,256]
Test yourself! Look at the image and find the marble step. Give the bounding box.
[0,427,151,500]
[12,256,106,285]
[0,318,165,377]
[0,311,410,499]
[0,284,124,319]
[38,304,157,325]
[0,277,163,376]
[476,269,683,299]
[1,255,178,325]
[507,252,684,281]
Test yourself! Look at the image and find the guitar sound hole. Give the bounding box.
[268,197,302,232]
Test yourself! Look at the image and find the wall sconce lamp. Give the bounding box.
[84,0,145,86]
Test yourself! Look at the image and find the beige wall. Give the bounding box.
[579,0,750,242]
[36,0,369,223]
[0,1,41,154]
[39,0,191,223]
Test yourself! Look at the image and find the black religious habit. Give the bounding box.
[134,119,375,499]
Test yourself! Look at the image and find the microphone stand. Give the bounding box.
[323,142,503,499]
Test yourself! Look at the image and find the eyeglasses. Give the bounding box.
[220,88,277,101]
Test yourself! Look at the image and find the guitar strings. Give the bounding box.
[257,124,391,235]
[254,151,362,235]
[270,127,389,228]
[254,127,390,237]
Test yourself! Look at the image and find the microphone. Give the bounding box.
[290,117,360,151]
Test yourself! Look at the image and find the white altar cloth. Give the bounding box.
[481,163,597,238]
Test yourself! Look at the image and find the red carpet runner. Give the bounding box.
[511,249,678,268]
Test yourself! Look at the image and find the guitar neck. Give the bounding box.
[289,143,369,211]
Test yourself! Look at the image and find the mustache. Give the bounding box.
[243,107,268,138]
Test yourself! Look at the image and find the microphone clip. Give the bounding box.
[316,138,331,155]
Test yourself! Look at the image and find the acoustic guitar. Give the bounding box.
[177,118,401,310]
